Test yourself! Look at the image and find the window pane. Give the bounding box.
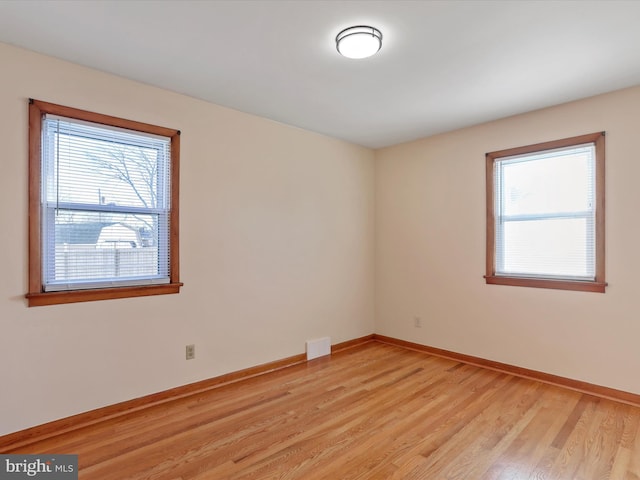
[44,209,168,289]
[43,118,169,209]
[500,146,594,216]
[500,218,593,278]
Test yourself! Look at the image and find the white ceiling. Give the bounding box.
[1,0,639,148]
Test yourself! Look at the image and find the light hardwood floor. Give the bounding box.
[6,341,640,479]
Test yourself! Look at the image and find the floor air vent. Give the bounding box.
[306,337,331,360]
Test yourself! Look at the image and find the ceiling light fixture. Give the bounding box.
[336,25,382,59]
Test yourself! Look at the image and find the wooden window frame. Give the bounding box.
[27,99,183,306]
[485,132,606,293]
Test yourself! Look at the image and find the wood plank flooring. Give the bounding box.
[5,341,640,479]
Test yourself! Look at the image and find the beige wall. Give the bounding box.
[0,43,375,436]
[376,85,640,395]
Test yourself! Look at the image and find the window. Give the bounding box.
[27,99,182,306]
[485,132,605,293]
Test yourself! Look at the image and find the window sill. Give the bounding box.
[484,275,606,293]
[26,282,183,307]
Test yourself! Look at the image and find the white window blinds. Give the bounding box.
[41,114,172,291]
[494,143,596,281]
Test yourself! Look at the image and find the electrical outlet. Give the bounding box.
[186,344,195,360]
[414,317,422,328]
